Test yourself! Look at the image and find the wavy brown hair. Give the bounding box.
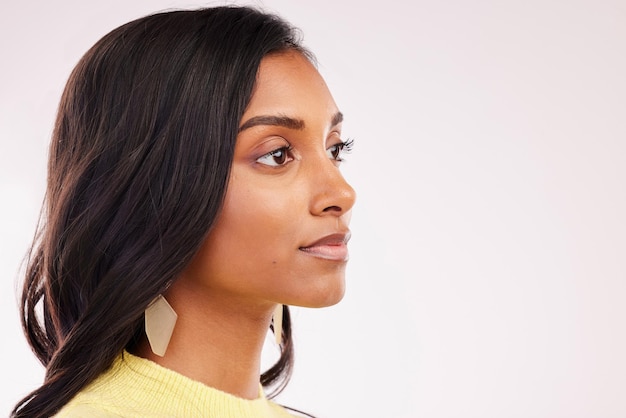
[13,6,310,417]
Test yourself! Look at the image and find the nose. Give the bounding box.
[309,162,356,216]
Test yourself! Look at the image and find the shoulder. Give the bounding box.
[269,402,308,418]
[54,402,122,418]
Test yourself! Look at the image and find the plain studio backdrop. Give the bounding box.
[1,1,625,417]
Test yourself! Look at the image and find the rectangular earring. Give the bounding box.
[272,304,283,346]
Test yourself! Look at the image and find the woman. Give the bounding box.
[12,5,355,418]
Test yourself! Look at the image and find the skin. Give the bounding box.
[138,50,356,400]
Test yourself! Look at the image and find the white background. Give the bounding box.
[1,1,625,417]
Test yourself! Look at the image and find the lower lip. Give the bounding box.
[299,244,349,261]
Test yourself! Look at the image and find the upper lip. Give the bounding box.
[300,231,351,249]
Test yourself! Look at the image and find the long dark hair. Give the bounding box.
[13,6,309,418]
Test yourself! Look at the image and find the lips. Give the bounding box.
[299,232,351,261]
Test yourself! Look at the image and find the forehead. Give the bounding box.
[244,51,338,121]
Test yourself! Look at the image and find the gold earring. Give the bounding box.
[272,304,283,346]
[145,295,178,356]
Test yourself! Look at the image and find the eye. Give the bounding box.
[256,146,294,167]
[326,139,354,162]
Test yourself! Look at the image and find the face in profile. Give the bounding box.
[180,50,356,309]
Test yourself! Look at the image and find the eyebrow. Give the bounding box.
[331,111,344,127]
[238,111,344,132]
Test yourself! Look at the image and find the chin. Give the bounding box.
[297,276,346,308]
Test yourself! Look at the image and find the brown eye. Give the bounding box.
[326,139,354,162]
[272,149,287,164]
[257,146,293,167]
[328,144,341,160]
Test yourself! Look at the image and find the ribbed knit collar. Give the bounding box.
[91,351,289,418]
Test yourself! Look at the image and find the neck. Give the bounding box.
[136,279,274,400]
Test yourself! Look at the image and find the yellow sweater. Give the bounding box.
[54,351,295,417]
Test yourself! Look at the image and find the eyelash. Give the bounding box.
[328,138,355,162]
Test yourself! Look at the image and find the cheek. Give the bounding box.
[223,181,303,253]
[185,177,307,292]
[180,169,346,308]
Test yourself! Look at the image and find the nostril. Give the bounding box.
[323,205,342,213]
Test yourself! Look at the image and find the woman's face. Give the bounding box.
[181,51,356,309]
